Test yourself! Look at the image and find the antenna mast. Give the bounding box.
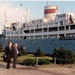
[47,1,48,6]
[67,5,69,24]
[67,5,69,13]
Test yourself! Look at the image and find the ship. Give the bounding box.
[1,5,75,54]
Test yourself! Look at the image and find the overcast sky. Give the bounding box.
[0,1,75,34]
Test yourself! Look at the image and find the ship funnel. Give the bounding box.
[44,5,58,22]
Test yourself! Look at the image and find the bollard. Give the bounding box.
[21,55,22,64]
[54,57,56,65]
[36,57,38,66]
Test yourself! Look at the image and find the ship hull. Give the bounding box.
[0,38,75,54]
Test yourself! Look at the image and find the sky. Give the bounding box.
[0,0,75,34]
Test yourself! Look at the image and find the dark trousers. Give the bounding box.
[13,57,17,67]
[6,55,17,68]
[6,55,11,68]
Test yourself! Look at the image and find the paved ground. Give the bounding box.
[0,62,75,75]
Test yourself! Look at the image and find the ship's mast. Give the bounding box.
[26,8,29,24]
[20,4,26,23]
[20,4,30,28]
[4,11,7,23]
[4,11,7,29]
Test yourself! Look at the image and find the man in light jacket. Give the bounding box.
[13,43,19,68]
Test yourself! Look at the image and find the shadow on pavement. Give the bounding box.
[17,66,38,70]
[17,66,65,75]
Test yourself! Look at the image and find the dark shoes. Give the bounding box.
[6,66,16,69]
[6,67,10,69]
[13,66,16,68]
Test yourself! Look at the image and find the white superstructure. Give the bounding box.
[2,5,75,40]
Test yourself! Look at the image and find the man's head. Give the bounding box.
[8,41,12,46]
[14,43,18,47]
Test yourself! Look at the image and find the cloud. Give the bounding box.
[0,2,25,34]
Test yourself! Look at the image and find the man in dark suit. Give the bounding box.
[5,41,13,69]
[13,43,19,68]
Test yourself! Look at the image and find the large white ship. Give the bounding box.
[1,5,75,54]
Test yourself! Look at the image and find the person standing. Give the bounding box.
[5,41,13,69]
[13,43,19,68]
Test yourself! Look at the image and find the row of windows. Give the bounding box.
[7,31,23,34]
[28,21,65,28]
[7,26,75,35]
[58,14,66,18]
[29,20,42,24]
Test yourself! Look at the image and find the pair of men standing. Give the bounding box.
[5,41,18,69]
